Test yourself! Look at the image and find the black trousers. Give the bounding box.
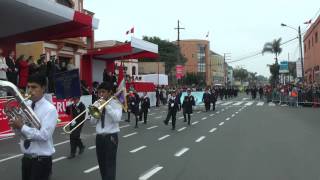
[96,133,118,180]
[22,155,52,180]
[139,109,148,123]
[70,135,84,155]
[212,102,216,111]
[183,112,191,125]
[205,102,210,111]
[165,110,177,129]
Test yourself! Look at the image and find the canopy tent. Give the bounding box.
[81,37,158,87]
[0,0,99,53]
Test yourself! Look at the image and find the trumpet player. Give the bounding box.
[90,81,122,180]
[8,73,58,180]
[66,96,86,159]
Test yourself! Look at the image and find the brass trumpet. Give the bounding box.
[63,96,116,134]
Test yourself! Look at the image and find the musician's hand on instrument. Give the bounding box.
[9,117,24,129]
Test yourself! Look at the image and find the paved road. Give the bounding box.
[1,94,320,180]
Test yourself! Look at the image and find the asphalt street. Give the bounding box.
[1,94,320,180]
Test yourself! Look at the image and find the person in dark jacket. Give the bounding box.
[182,89,195,125]
[202,89,211,112]
[210,89,217,111]
[139,92,150,124]
[164,91,179,130]
[126,91,140,128]
[66,97,86,159]
[6,51,18,85]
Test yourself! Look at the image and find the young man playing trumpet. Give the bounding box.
[9,73,58,180]
[90,81,122,180]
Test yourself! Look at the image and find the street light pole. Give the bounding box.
[298,26,304,79]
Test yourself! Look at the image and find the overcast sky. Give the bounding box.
[84,0,319,77]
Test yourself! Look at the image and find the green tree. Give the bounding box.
[233,67,248,83]
[142,36,186,74]
[262,38,282,86]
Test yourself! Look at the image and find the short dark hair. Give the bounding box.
[28,73,47,87]
[98,81,113,91]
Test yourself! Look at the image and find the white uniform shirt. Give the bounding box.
[0,56,8,80]
[91,98,122,134]
[20,96,58,156]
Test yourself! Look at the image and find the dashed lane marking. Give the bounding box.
[130,146,147,153]
[192,121,199,125]
[139,165,163,180]
[147,126,158,130]
[123,132,138,138]
[201,117,207,120]
[257,102,264,106]
[174,147,190,157]
[120,124,130,129]
[158,135,170,141]
[219,122,224,126]
[209,128,217,133]
[210,114,214,117]
[226,117,230,121]
[53,156,66,163]
[88,146,96,150]
[84,165,99,174]
[177,127,186,132]
[195,136,206,142]
[245,101,254,106]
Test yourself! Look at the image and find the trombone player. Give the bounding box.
[8,73,58,180]
[90,81,122,180]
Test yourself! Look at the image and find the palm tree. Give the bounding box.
[262,38,282,64]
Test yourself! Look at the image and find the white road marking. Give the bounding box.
[54,140,70,147]
[0,154,23,163]
[219,122,224,126]
[221,109,225,112]
[120,124,130,129]
[197,111,201,114]
[257,102,264,106]
[231,114,235,117]
[245,101,254,106]
[84,165,99,173]
[268,102,276,106]
[147,126,158,130]
[209,128,217,133]
[178,116,184,119]
[139,165,163,180]
[242,98,249,100]
[210,114,214,116]
[235,112,239,114]
[233,101,243,106]
[149,113,155,116]
[195,136,206,142]
[201,117,207,120]
[222,102,233,106]
[216,101,223,104]
[177,127,186,132]
[192,121,199,125]
[123,132,137,138]
[226,117,230,121]
[216,111,220,114]
[130,146,147,153]
[174,147,190,157]
[53,156,66,163]
[158,135,170,141]
[155,116,162,119]
[88,146,96,150]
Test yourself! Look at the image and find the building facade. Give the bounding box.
[179,39,211,85]
[304,15,320,83]
[210,51,225,85]
[16,0,91,74]
[138,62,165,75]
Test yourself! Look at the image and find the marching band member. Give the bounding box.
[66,96,86,159]
[90,82,122,180]
[9,73,58,180]
[202,88,211,112]
[126,90,140,128]
[182,88,195,125]
[164,91,179,130]
[139,92,150,124]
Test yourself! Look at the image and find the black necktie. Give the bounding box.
[24,101,36,149]
[101,108,106,128]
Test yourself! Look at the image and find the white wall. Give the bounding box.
[92,59,105,83]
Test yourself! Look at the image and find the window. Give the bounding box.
[132,66,136,75]
[309,40,311,50]
[304,44,307,52]
[316,32,318,43]
[56,0,74,8]
[197,44,206,72]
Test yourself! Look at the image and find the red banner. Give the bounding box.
[176,65,185,79]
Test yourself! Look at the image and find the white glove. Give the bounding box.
[66,100,73,106]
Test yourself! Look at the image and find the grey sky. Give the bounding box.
[84,0,319,77]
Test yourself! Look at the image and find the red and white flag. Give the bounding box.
[116,62,128,112]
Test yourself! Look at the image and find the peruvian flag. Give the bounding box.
[126,27,134,35]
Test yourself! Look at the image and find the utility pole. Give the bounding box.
[298,26,304,79]
[174,20,185,84]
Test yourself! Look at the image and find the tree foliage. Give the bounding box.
[233,67,248,82]
[262,38,282,64]
[142,36,186,74]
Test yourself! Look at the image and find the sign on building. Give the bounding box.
[279,61,289,74]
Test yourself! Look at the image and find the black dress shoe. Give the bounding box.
[67,154,75,159]
[163,121,168,125]
[79,146,85,155]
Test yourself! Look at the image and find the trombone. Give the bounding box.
[63,96,117,134]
